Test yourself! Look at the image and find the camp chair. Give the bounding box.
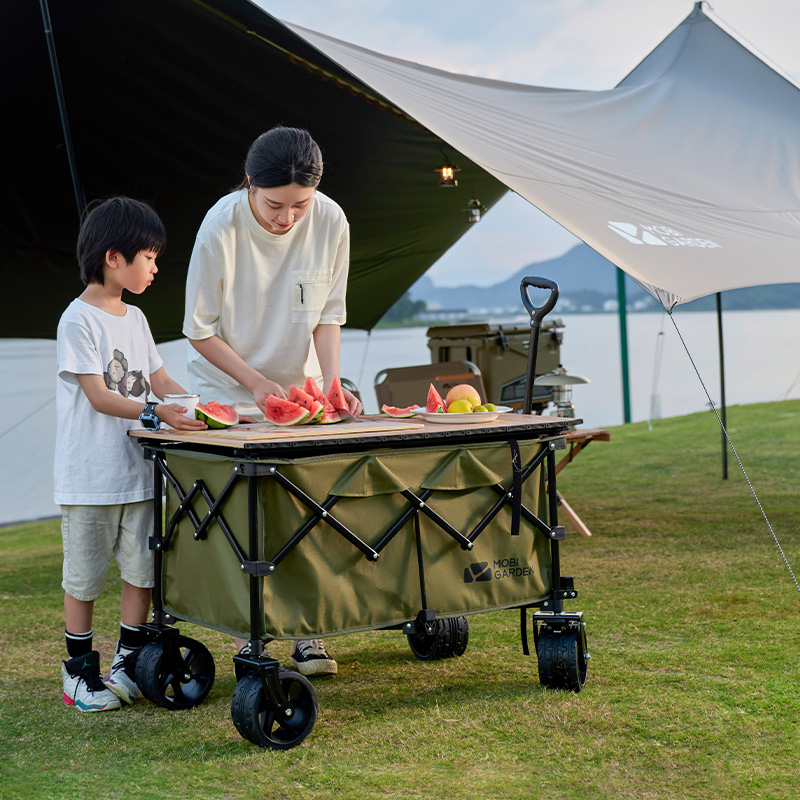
[374,361,486,410]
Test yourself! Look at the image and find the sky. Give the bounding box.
[255,0,800,286]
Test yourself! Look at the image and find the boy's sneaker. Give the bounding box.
[104,642,140,705]
[288,639,338,677]
[62,651,121,712]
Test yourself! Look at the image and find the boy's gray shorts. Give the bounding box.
[61,500,154,602]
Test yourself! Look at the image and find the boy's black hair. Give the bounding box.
[76,197,166,285]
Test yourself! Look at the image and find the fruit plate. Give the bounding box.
[413,407,512,424]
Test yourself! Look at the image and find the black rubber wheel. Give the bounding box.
[231,669,318,750]
[134,636,215,709]
[407,616,469,660]
[536,621,588,692]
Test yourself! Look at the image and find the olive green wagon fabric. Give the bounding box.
[161,441,552,639]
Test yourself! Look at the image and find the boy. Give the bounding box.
[55,197,207,712]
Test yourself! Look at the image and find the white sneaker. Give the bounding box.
[104,643,140,705]
[288,639,338,677]
[62,651,121,712]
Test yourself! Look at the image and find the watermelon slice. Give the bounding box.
[287,385,324,424]
[263,396,309,426]
[302,377,343,424]
[381,404,420,418]
[426,384,446,414]
[326,375,347,411]
[195,401,239,428]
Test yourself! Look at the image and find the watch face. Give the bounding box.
[140,412,159,430]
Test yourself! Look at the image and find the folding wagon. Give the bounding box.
[129,279,589,749]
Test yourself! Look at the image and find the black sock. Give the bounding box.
[65,629,93,659]
[119,622,146,651]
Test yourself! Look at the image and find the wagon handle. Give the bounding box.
[520,277,559,328]
[520,277,559,415]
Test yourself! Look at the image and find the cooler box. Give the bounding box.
[426,320,564,410]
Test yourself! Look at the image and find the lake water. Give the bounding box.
[3,307,800,526]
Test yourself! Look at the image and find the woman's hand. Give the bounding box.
[252,376,287,413]
[157,403,208,431]
[343,387,363,416]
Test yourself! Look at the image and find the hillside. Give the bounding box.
[410,244,650,313]
[410,243,800,314]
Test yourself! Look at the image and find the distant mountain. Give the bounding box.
[410,244,649,314]
[410,243,800,314]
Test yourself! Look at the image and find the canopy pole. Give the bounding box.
[39,0,85,221]
[616,268,631,423]
[716,292,728,480]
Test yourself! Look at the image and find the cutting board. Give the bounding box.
[130,414,425,448]
[196,416,423,439]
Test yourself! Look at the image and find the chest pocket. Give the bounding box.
[292,271,331,322]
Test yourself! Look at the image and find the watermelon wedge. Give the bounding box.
[381,404,420,418]
[426,384,446,414]
[326,375,347,411]
[195,401,239,428]
[263,396,309,426]
[302,377,343,424]
[288,385,324,424]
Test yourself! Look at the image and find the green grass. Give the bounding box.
[2,400,800,799]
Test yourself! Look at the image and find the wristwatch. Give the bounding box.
[139,402,160,430]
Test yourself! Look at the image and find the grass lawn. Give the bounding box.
[1,400,799,799]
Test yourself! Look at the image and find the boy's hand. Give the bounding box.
[158,403,208,431]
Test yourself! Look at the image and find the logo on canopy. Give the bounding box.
[608,222,721,249]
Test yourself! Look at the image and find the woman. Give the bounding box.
[183,127,362,677]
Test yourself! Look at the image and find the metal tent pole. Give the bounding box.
[716,293,728,480]
[616,268,631,423]
[39,0,85,221]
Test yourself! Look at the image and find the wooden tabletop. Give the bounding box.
[129,412,577,456]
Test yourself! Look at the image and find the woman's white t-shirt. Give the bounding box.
[54,299,162,505]
[182,189,349,418]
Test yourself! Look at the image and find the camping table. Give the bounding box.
[129,412,588,749]
[556,428,611,537]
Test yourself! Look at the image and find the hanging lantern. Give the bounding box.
[463,198,486,223]
[435,160,460,187]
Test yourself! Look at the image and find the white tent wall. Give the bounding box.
[285,4,800,309]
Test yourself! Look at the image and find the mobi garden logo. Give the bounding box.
[608,221,721,249]
[464,558,535,583]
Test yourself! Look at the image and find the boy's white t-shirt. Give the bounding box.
[182,189,349,417]
[54,299,163,505]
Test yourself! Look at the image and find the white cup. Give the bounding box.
[164,393,200,419]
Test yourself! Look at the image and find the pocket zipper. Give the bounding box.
[298,282,304,304]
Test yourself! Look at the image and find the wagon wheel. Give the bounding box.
[134,636,215,709]
[231,669,318,750]
[535,620,588,692]
[407,616,469,661]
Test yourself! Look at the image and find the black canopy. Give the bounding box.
[3,0,506,340]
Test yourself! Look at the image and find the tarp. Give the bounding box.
[287,3,800,310]
[7,2,800,341]
[2,0,506,339]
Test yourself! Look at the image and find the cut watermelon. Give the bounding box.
[381,404,420,418]
[263,396,309,426]
[302,377,343,424]
[195,401,239,428]
[287,385,324,424]
[326,375,347,411]
[426,384,446,414]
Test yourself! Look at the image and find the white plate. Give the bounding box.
[413,408,511,424]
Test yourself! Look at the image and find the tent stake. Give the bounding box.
[716,293,728,480]
[39,0,85,221]
[616,269,631,423]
